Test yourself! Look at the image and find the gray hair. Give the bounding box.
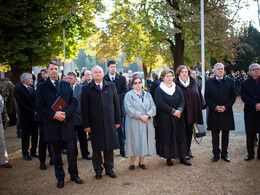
[84,70,92,75]
[20,73,32,83]
[91,65,104,73]
[249,63,260,71]
[214,63,225,70]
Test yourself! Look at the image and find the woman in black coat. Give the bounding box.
[154,69,191,166]
[175,65,205,159]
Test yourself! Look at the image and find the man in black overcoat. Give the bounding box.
[81,65,121,180]
[13,73,38,161]
[36,61,83,188]
[205,63,236,162]
[103,60,127,157]
[241,63,260,160]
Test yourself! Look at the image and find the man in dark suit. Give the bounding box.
[67,72,91,160]
[205,63,236,162]
[241,63,260,161]
[81,65,121,180]
[103,60,127,157]
[36,61,83,188]
[150,73,160,98]
[82,70,92,86]
[14,73,38,161]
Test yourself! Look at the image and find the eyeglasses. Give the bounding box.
[250,69,260,71]
[134,81,142,85]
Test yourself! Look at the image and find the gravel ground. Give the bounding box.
[0,97,259,195]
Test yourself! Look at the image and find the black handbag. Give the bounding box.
[193,123,206,144]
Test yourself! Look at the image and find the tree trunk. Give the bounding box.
[174,32,184,71]
[142,62,148,88]
[10,66,32,84]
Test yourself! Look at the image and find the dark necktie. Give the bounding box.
[111,77,115,82]
[98,84,101,90]
[27,87,32,95]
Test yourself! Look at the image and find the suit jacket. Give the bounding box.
[72,83,83,126]
[103,73,128,116]
[13,82,36,129]
[150,79,160,98]
[81,80,120,151]
[205,76,236,131]
[241,76,260,134]
[36,77,77,142]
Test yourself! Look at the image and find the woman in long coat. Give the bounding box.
[175,65,205,159]
[154,69,191,166]
[124,76,156,170]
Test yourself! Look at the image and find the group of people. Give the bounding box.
[0,60,259,189]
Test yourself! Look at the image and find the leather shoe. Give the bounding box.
[139,163,147,170]
[166,159,173,166]
[212,154,219,162]
[180,157,192,166]
[83,154,92,160]
[23,155,32,161]
[188,151,194,158]
[95,172,102,179]
[221,155,231,162]
[244,155,254,161]
[129,165,135,171]
[40,162,47,170]
[31,153,39,158]
[57,180,64,188]
[71,176,84,184]
[257,156,260,160]
[105,170,117,178]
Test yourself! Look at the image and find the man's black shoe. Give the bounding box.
[212,154,219,162]
[23,155,32,161]
[71,176,84,184]
[257,156,260,160]
[57,180,64,188]
[244,155,254,161]
[31,153,39,158]
[95,172,102,179]
[105,170,117,178]
[40,162,47,170]
[83,154,92,160]
[221,155,231,162]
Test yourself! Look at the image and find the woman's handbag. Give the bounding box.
[193,123,206,144]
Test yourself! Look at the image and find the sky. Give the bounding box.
[235,0,259,30]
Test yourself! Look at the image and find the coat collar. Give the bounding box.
[89,79,109,90]
[213,75,227,82]
[46,77,56,88]
[247,76,260,90]
[129,89,146,110]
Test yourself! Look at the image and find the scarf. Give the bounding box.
[159,82,176,96]
[179,76,190,88]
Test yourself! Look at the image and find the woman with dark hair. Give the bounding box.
[154,69,191,166]
[175,65,205,159]
[124,76,156,170]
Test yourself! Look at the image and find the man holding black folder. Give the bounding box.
[36,61,83,188]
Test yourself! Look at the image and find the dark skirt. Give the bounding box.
[156,140,187,159]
